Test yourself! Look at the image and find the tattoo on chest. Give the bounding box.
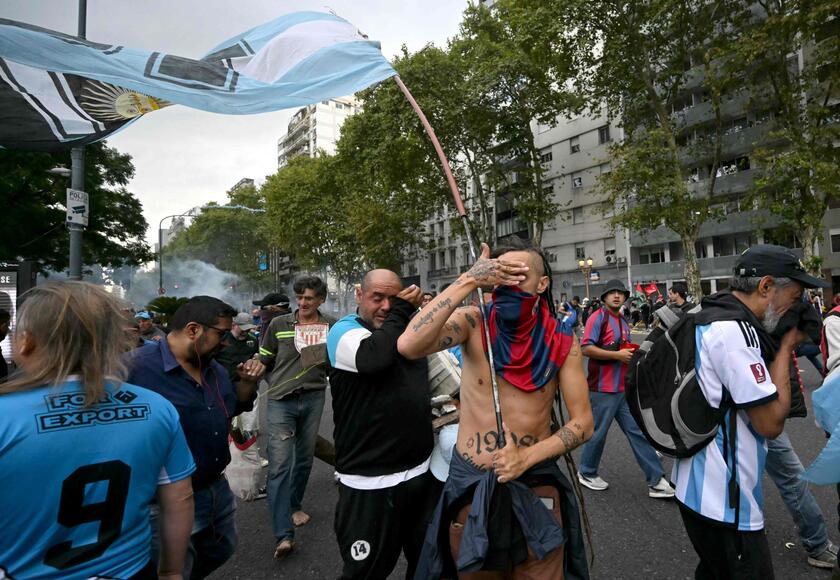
[466,430,539,456]
[554,426,583,453]
[411,298,453,332]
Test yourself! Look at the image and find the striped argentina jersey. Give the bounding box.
[672,320,778,531]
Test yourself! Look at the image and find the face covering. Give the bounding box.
[486,286,574,391]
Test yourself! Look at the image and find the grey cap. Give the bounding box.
[233,312,256,331]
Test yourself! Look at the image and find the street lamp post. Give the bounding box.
[68,0,87,280]
[578,257,594,299]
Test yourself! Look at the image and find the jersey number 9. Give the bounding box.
[44,460,132,570]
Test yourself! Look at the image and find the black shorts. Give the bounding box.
[334,470,442,580]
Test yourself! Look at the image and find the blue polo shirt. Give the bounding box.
[125,338,249,489]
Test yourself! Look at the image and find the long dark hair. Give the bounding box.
[491,237,556,318]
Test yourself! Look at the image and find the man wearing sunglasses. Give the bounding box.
[126,296,266,579]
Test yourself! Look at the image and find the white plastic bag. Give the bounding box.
[227,437,263,501]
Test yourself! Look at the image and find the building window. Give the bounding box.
[600,162,611,174]
[639,247,665,264]
[569,136,580,154]
[439,251,446,268]
[335,102,345,110]
[573,207,584,224]
[449,248,457,268]
[429,253,436,270]
[575,245,585,260]
[832,229,840,253]
[540,151,553,163]
[572,175,583,188]
[695,241,708,259]
[598,125,611,144]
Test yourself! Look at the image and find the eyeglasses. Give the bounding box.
[202,324,231,337]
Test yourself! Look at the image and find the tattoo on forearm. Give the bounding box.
[411,298,453,332]
[554,426,583,454]
[439,337,454,349]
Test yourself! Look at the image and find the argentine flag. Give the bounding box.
[803,371,840,484]
[0,12,396,151]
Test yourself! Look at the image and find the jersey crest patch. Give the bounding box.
[295,323,329,353]
[750,362,767,383]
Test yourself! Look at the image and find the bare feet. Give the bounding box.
[274,538,295,560]
[292,510,311,527]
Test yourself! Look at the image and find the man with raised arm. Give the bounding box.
[399,239,593,579]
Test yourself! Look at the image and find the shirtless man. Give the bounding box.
[399,240,593,579]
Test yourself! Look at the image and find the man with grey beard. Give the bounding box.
[672,245,829,579]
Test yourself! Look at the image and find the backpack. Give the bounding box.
[625,305,733,459]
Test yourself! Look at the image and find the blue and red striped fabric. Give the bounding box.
[485,286,573,391]
[581,306,631,393]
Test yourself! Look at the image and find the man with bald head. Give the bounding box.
[327,269,440,579]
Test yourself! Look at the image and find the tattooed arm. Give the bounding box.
[492,337,594,482]
[397,242,529,359]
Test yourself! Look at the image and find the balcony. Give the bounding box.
[631,248,804,281]
[630,209,778,246]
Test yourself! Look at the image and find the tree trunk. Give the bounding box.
[801,221,819,274]
[682,233,703,301]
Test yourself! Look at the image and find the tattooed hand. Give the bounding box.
[463,243,529,288]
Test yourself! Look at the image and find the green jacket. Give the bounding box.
[258,310,336,400]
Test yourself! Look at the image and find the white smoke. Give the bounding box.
[126,259,251,311]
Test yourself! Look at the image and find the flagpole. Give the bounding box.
[392,75,506,448]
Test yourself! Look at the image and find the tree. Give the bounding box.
[164,182,271,284]
[0,141,153,274]
[549,0,751,299]
[456,1,581,246]
[733,0,840,273]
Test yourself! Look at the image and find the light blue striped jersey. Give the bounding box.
[672,320,778,530]
[0,379,195,578]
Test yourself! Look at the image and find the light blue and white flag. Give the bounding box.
[803,371,840,484]
[0,12,396,151]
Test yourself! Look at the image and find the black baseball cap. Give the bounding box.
[252,292,290,307]
[733,245,829,288]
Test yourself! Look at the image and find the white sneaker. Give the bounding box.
[649,477,675,499]
[577,472,609,491]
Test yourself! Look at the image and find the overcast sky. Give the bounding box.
[3,1,468,246]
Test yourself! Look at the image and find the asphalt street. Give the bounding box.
[214,340,840,579]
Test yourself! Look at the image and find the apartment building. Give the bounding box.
[277,97,361,168]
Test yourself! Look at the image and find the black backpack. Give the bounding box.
[625,305,733,459]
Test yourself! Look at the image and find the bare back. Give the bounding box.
[456,306,556,471]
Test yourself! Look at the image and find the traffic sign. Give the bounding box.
[66,188,89,227]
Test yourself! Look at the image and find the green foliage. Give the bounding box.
[457,1,580,244]
[0,141,153,274]
[146,296,189,322]
[731,0,840,269]
[164,183,271,283]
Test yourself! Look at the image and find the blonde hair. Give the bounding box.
[0,281,133,405]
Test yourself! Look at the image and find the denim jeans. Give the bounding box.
[579,391,665,486]
[267,389,326,541]
[766,431,829,557]
[150,476,238,580]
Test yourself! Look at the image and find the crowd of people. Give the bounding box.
[0,241,839,579]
